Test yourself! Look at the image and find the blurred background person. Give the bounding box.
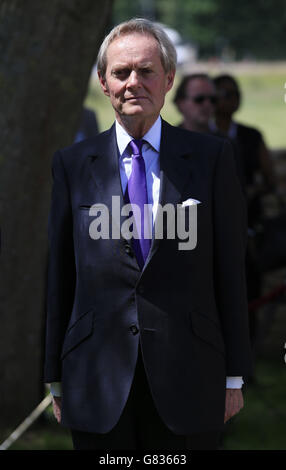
[212,74,276,227]
[174,73,245,189]
[74,106,99,143]
[174,73,217,134]
[212,74,277,350]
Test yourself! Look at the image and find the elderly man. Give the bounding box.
[44,18,252,450]
[174,73,217,133]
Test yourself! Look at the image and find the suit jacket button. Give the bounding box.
[130,324,139,335]
[125,244,133,256]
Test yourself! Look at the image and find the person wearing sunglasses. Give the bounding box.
[174,73,217,133]
[212,74,275,206]
[212,74,276,349]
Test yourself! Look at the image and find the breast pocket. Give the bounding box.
[78,204,92,211]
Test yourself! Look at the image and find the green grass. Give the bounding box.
[223,359,286,450]
[85,62,286,149]
[3,420,73,451]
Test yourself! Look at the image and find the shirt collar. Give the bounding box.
[209,119,237,139]
[115,115,162,156]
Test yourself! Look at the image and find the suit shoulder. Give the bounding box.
[236,122,263,140]
[56,126,114,166]
[163,120,227,155]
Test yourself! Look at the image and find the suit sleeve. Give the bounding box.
[213,140,253,377]
[44,150,76,383]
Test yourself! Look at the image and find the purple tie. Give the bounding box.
[125,139,151,269]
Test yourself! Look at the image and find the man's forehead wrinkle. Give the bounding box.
[111,61,154,70]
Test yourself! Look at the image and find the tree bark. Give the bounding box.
[0,0,113,431]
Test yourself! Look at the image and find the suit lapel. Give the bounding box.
[143,120,193,272]
[86,120,194,273]
[158,120,193,207]
[87,124,126,233]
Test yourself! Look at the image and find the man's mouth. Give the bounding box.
[125,96,147,101]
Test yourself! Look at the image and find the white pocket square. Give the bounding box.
[181,198,201,207]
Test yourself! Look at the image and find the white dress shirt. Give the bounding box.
[50,116,243,397]
[116,115,161,229]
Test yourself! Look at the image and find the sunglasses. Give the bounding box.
[186,94,217,104]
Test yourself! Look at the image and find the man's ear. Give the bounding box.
[166,70,175,93]
[98,71,110,97]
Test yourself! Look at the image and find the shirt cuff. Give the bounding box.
[226,376,244,389]
[49,382,62,397]
[49,378,243,395]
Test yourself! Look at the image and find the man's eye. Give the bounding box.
[113,69,129,79]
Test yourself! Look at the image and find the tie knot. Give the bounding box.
[129,139,144,157]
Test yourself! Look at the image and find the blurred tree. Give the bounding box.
[112,0,141,23]
[0,0,113,432]
[184,0,286,59]
[113,0,286,60]
[211,0,286,60]
[156,0,218,48]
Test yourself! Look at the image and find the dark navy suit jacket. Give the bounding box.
[44,119,252,434]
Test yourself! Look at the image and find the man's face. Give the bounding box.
[98,33,175,126]
[177,78,216,128]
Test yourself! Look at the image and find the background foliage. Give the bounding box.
[113,0,286,59]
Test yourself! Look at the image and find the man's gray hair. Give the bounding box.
[97,18,177,78]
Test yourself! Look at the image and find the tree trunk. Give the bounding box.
[0,0,113,432]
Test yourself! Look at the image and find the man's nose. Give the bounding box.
[126,70,140,88]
